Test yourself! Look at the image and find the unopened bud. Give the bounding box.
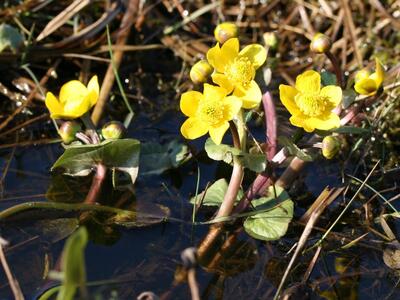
[58,121,81,144]
[263,32,278,50]
[101,121,125,140]
[322,136,340,159]
[214,22,238,44]
[310,33,331,54]
[189,60,213,84]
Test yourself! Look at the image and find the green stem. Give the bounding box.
[215,110,246,219]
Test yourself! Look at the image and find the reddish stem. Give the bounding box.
[84,164,107,204]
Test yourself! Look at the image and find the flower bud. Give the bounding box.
[310,33,331,54]
[322,136,340,159]
[263,32,278,50]
[101,121,125,140]
[214,22,238,44]
[58,121,81,144]
[189,60,213,84]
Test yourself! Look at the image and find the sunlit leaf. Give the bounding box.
[57,227,88,300]
[205,138,267,172]
[140,139,191,175]
[0,23,24,53]
[279,137,313,161]
[190,178,244,207]
[244,185,293,241]
[52,139,140,184]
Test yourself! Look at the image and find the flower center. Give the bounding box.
[197,100,225,126]
[295,93,331,117]
[225,57,255,86]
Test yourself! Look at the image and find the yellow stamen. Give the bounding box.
[198,100,225,126]
[294,93,331,117]
[225,57,255,86]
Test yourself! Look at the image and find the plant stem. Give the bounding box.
[326,51,344,88]
[215,116,245,219]
[81,113,100,144]
[84,163,107,204]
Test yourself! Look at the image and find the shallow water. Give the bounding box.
[1,105,399,300]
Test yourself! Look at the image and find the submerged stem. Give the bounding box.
[84,163,107,204]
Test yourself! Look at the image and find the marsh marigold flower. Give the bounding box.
[180,84,242,145]
[279,70,342,132]
[45,75,99,119]
[207,38,266,109]
[354,58,384,96]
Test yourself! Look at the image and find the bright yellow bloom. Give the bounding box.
[354,58,384,96]
[180,84,242,145]
[45,76,99,119]
[206,38,267,109]
[279,70,342,132]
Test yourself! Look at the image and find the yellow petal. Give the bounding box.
[354,78,377,95]
[239,44,267,69]
[59,80,88,104]
[279,84,300,115]
[45,92,63,118]
[233,80,262,109]
[295,70,321,94]
[209,122,229,145]
[305,113,340,131]
[289,114,314,132]
[87,75,99,106]
[207,43,226,73]
[320,85,342,107]
[355,69,370,82]
[220,38,239,64]
[63,95,92,118]
[203,83,227,101]
[370,57,384,87]
[181,117,209,140]
[212,73,234,94]
[180,91,203,117]
[223,96,242,120]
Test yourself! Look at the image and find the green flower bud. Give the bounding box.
[310,33,331,54]
[214,22,238,44]
[101,121,125,140]
[189,60,214,84]
[58,121,81,144]
[263,32,278,49]
[322,136,340,159]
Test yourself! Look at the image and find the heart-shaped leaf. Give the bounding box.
[244,185,293,241]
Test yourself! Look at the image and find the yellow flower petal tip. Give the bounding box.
[354,58,384,96]
[214,22,238,44]
[279,70,342,132]
[206,38,266,109]
[45,75,100,119]
[180,84,242,145]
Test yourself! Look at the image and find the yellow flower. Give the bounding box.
[206,38,266,109]
[279,70,342,132]
[354,58,384,96]
[180,84,242,145]
[45,76,99,119]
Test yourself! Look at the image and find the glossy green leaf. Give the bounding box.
[140,140,191,175]
[190,178,244,207]
[244,185,293,241]
[342,89,357,109]
[52,139,140,184]
[279,137,313,161]
[0,23,23,53]
[321,71,337,86]
[205,138,267,172]
[57,227,88,300]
